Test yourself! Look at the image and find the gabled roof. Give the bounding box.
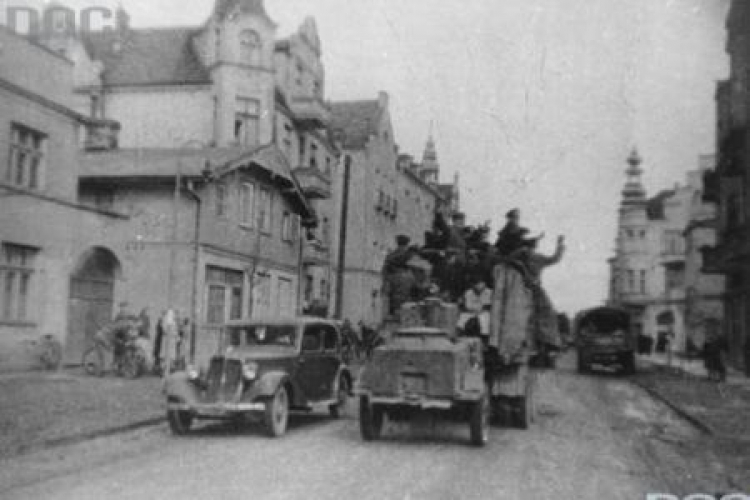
[82,28,211,87]
[329,100,382,150]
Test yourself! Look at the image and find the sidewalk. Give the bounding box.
[0,368,164,459]
[633,354,750,487]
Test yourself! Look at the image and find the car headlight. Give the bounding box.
[242,361,259,381]
[187,365,200,381]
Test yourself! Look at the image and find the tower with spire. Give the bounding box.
[418,133,440,186]
[620,148,647,209]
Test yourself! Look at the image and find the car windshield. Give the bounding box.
[226,325,297,348]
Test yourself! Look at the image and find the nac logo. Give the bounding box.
[0,1,122,37]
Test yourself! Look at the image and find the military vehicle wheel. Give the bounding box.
[577,354,588,374]
[167,410,193,435]
[329,375,350,418]
[513,379,534,429]
[621,352,636,375]
[360,396,383,441]
[264,386,290,438]
[469,391,490,446]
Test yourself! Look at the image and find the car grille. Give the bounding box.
[204,357,243,403]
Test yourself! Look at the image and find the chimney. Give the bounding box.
[378,91,389,109]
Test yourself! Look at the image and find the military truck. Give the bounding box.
[355,262,539,445]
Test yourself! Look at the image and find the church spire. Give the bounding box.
[420,130,440,185]
[621,148,647,207]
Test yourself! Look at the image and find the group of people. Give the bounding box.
[382,208,566,347]
[93,303,189,375]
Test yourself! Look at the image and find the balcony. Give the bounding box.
[84,119,121,151]
[290,96,331,129]
[292,166,331,199]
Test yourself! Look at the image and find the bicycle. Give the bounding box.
[82,335,148,379]
[23,334,62,371]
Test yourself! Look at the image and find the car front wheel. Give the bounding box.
[167,410,193,435]
[264,386,290,438]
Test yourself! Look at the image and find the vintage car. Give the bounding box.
[164,317,353,437]
[356,326,490,447]
[576,307,636,374]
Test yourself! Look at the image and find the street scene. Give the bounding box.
[1,0,749,499]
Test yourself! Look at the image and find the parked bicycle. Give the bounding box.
[23,334,62,371]
[82,318,148,379]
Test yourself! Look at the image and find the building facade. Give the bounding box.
[6,0,332,366]
[702,0,750,372]
[0,27,126,369]
[329,94,459,325]
[608,150,717,354]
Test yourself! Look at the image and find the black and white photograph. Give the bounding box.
[0,0,748,498]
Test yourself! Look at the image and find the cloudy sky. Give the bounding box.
[10,0,731,314]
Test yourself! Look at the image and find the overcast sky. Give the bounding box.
[12,0,731,314]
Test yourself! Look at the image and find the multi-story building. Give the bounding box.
[14,0,333,365]
[0,27,127,370]
[329,94,459,324]
[608,150,716,353]
[684,156,725,353]
[702,0,750,372]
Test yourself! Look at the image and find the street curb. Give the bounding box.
[631,378,714,436]
[14,415,165,458]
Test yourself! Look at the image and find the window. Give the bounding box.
[320,279,329,302]
[259,187,272,233]
[627,270,635,292]
[283,124,293,160]
[215,183,228,217]
[639,270,646,294]
[323,325,337,351]
[281,211,294,242]
[304,275,313,302]
[1,244,37,323]
[205,266,244,324]
[309,143,318,169]
[313,79,322,97]
[301,328,321,352]
[298,136,306,165]
[241,182,255,227]
[665,265,685,291]
[239,29,261,65]
[8,124,45,190]
[662,230,684,255]
[321,217,330,246]
[234,97,260,147]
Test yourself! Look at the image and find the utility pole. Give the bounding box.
[335,156,352,319]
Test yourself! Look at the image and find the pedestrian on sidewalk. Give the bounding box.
[703,318,727,382]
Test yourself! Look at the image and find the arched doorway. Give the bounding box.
[66,247,121,363]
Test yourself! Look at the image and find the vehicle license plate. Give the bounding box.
[401,373,427,394]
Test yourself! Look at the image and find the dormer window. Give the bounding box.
[239,29,261,66]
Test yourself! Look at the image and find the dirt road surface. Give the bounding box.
[0,356,737,500]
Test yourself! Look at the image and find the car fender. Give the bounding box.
[164,371,200,404]
[255,371,291,399]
